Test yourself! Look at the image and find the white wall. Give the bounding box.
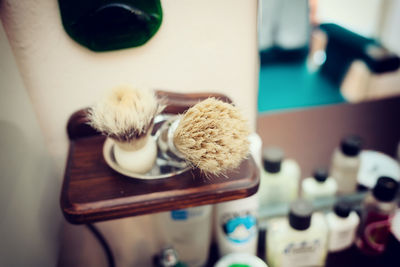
[316,0,383,37]
[0,22,61,267]
[0,0,259,174]
[381,0,400,55]
[0,1,258,266]
[317,0,400,102]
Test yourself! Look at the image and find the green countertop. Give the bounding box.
[258,60,345,113]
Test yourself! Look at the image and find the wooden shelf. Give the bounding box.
[61,91,259,224]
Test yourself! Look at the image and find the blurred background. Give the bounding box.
[258,0,400,112]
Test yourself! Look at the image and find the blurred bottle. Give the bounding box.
[330,135,362,194]
[307,29,328,72]
[301,167,337,200]
[356,176,399,256]
[258,147,300,208]
[215,194,259,257]
[383,209,400,265]
[154,247,188,267]
[156,205,212,267]
[214,253,267,267]
[325,201,360,267]
[259,0,310,61]
[326,200,360,253]
[357,150,400,190]
[266,200,328,267]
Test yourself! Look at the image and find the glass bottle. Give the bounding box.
[154,247,188,267]
[356,176,399,255]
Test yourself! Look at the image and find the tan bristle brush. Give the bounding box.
[170,98,250,176]
[88,85,164,174]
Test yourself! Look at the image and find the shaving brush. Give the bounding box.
[159,98,250,176]
[88,85,163,174]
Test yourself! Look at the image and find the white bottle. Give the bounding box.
[156,205,212,267]
[258,147,300,207]
[266,200,328,267]
[215,194,259,257]
[326,201,359,252]
[302,168,337,200]
[215,253,268,267]
[330,135,362,194]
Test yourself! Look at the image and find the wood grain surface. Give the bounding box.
[61,91,258,224]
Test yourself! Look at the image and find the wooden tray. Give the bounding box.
[61,91,259,224]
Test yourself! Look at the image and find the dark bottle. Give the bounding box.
[356,176,399,256]
[383,209,400,267]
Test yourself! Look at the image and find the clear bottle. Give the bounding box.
[356,176,399,256]
[326,200,359,252]
[215,194,259,257]
[301,168,337,200]
[258,147,300,208]
[266,200,328,267]
[330,135,362,194]
[155,205,212,267]
[154,247,188,267]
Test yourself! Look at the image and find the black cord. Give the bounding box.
[86,224,115,267]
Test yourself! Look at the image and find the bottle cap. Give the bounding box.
[313,167,329,183]
[289,200,313,230]
[157,247,179,267]
[340,135,362,156]
[262,147,284,173]
[334,200,351,218]
[373,176,399,202]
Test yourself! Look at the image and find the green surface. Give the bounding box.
[59,0,163,52]
[258,61,345,113]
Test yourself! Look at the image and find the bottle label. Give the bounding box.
[221,211,257,244]
[263,184,293,205]
[171,210,189,220]
[331,164,358,194]
[328,228,356,252]
[280,239,324,267]
[170,207,206,221]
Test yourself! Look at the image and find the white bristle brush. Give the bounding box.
[163,98,250,176]
[88,85,164,174]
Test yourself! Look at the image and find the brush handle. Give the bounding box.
[113,136,157,174]
[167,118,185,159]
[157,115,187,166]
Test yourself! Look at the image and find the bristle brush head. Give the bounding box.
[173,98,250,176]
[87,85,163,142]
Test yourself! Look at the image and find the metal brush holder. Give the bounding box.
[103,114,190,179]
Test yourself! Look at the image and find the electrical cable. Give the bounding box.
[86,224,115,267]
